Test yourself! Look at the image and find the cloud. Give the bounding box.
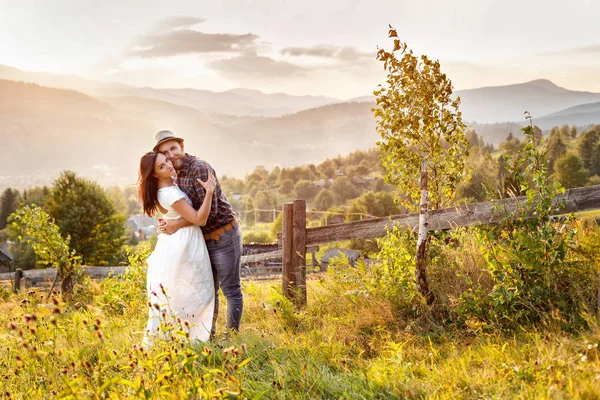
[539,44,600,56]
[131,30,259,58]
[281,44,373,62]
[209,52,307,79]
[154,16,206,32]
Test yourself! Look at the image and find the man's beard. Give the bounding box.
[171,157,184,170]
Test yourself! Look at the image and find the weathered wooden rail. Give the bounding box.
[2,185,598,299]
[0,266,130,291]
[273,184,600,307]
[0,249,321,291]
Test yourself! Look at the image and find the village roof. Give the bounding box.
[0,242,13,261]
[320,248,361,266]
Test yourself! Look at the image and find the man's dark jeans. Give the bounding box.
[205,224,243,334]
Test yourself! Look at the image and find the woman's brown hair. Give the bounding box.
[138,151,160,217]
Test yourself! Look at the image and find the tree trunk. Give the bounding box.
[59,267,74,298]
[416,160,434,305]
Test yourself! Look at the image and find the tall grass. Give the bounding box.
[1,219,600,398]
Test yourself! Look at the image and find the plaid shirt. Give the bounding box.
[176,154,236,234]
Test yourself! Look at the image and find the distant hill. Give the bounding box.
[455,79,600,123]
[533,102,600,129]
[0,79,112,116]
[334,79,600,128]
[0,64,340,118]
[4,72,600,190]
[0,64,114,91]
[465,122,527,146]
[0,80,376,189]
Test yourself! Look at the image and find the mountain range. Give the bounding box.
[1,64,600,190]
[0,65,338,117]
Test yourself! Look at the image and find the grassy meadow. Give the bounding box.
[2,220,600,400]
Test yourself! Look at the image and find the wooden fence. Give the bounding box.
[0,246,321,291]
[0,266,129,292]
[2,185,599,300]
[270,184,600,307]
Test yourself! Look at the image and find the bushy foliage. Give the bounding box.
[99,242,151,315]
[44,171,127,266]
[358,120,600,332]
[373,26,469,211]
[8,204,81,295]
[461,122,594,329]
[242,231,274,244]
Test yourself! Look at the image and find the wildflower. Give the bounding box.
[53,307,61,315]
[82,319,88,325]
[51,297,59,306]
[581,355,588,362]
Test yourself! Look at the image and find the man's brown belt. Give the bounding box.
[203,219,238,241]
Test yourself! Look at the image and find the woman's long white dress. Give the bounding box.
[142,185,214,347]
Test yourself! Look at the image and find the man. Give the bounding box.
[154,130,243,337]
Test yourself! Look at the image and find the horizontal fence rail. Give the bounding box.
[300,184,600,246]
[2,185,598,297]
[0,266,129,282]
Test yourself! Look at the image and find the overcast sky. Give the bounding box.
[1,0,599,98]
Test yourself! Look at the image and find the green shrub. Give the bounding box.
[242,231,274,244]
[99,242,150,315]
[458,121,597,330]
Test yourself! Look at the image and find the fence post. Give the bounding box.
[293,200,307,307]
[281,203,295,300]
[14,268,23,293]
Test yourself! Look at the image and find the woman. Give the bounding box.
[138,151,216,346]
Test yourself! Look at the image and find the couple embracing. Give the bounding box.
[138,130,243,346]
